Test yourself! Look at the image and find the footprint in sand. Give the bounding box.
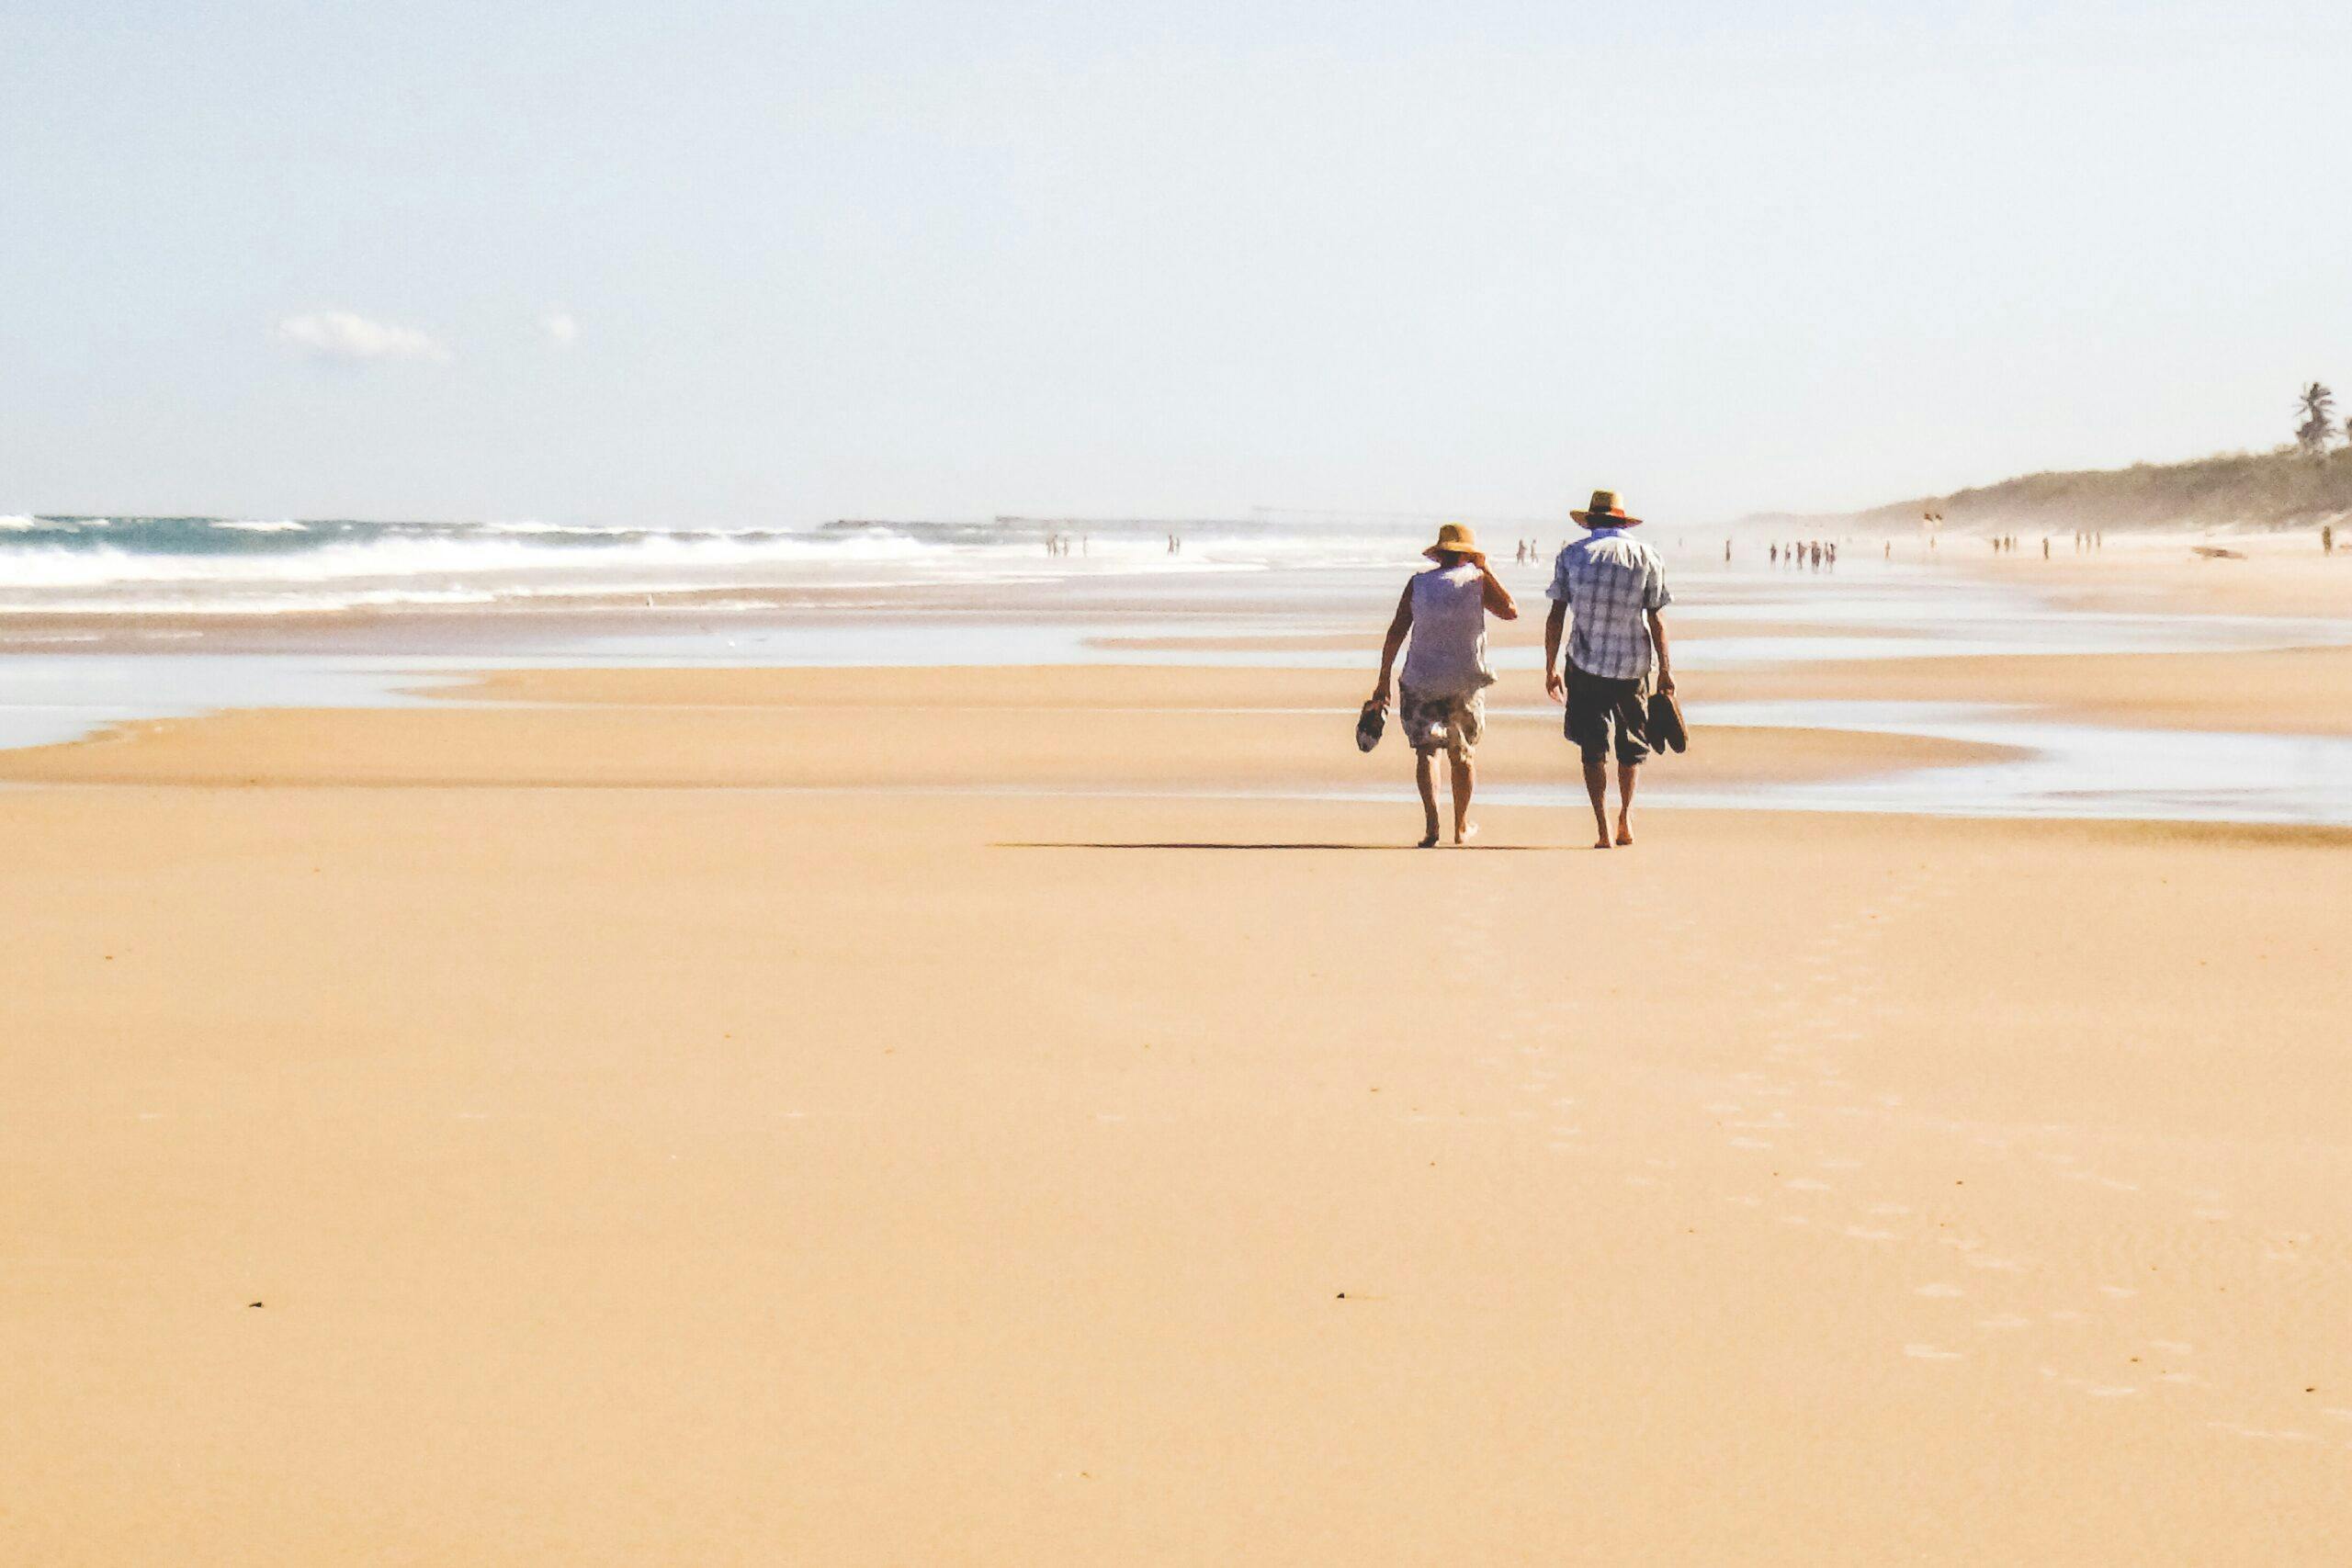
[1905,1344,1964,1360]
[1866,1202,1912,1216]
[1915,1282,1966,1298]
[1978,1314,2033,1331]
[1728,1137,1774,1151]
[2097,1284,2139,1299]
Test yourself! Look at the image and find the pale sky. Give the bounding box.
[6,0,2349,526]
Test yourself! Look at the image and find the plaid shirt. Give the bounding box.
[1546,527,1671,681]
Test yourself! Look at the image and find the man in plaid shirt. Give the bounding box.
[1542,490,1675,849]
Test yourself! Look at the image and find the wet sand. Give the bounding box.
[0,664,2007,791]
[5,659,2351,1564]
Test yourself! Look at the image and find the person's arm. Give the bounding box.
[1478,559,1518,620]
[1371,583,1414,706]
[1645,551,1675,694]
[1543,600,1568,703]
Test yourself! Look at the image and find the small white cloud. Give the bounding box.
[541,309,580,348]
[274,310,449,364]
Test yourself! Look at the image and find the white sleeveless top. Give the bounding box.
[1400,563,1494,698]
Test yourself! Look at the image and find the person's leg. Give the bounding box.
[1449,694,1484,844]
[1415,750,1441,848]
[1566,671,1612,847]
[1611,682,1651,845]
[1582,760,1611,847]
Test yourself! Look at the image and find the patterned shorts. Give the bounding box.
[1397,684,1486,761]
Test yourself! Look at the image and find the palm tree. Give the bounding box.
[2295,381,2337,457]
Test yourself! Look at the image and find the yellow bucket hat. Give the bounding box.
[1422,521,1483,561]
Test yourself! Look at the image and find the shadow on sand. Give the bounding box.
[994,841,1570,852]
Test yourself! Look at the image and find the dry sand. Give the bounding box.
[4,660,2351,1565]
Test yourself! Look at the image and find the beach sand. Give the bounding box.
[5,660,2350,1564]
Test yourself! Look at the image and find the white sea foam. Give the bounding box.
[0,530,932,590]
[210,519,309,533]
[472,519,674,536]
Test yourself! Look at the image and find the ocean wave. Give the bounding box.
[0,527,942,591]
[0,513,1365,617]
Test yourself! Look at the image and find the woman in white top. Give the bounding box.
[1370,522,1519,847]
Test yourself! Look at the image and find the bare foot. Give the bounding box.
[1615,818,1634,846]
[1418,830,1441,849]
[1454,822,1479,845]
[1592,834,1612,850]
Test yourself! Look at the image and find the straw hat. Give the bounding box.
[1571,489,1643,527]
[1422,521,1484,562]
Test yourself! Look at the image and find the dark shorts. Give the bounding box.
[1565,666,1650,765]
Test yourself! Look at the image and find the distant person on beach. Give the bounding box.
[2324,524,2334,556]
[1371,524,1519,847]
[1542,491,1673,849]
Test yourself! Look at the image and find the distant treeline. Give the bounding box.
[1750,446,2352,535]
